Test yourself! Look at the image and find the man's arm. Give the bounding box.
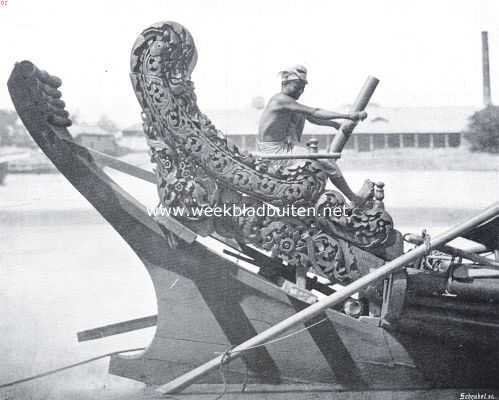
[274,96,366,121]
[306,115,341,129]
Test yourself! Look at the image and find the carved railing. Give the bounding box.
[130,21,397,283]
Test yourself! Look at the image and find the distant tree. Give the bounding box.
[251,96,265,110]
[0,109,19,145]
[97,115,120,133]
[0,110,37,147]
[465,105,499,153]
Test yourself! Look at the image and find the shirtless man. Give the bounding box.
[257,65,373,207]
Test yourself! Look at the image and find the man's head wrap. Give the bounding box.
[278,64,308,84]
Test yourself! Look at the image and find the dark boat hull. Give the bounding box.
[0,162,7,184]
[8,61,499,391]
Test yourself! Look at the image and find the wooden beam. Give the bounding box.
[62,138,156,183]
[156,202,499,394]
[254,152,341,160]
[63,138,199,244]
[77,315,157,342]
[465,244,491,254]
[404,233,499,268]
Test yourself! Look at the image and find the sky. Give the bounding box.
[0,0,498,128]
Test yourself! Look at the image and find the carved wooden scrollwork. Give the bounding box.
[131,21,395,283]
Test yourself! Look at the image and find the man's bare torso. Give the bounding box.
[258,93,305,143]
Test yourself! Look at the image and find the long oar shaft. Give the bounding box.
[157,202,499,394]
[329,76,379,153]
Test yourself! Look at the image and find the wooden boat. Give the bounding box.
[7,21,499,396]
[0,161,6,184]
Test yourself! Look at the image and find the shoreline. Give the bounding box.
[338,148,499,171]
[2,147,499,172]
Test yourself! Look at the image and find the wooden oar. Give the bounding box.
[156,202,499,395]
[254,152,341,160]
[328,76,379,153]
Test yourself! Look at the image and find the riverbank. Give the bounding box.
[120,147,499,171]
[339,148,499,171]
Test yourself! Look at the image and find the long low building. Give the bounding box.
[123,105,479,152]
[71,124,120,154]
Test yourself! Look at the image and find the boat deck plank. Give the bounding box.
[136,384,491,400]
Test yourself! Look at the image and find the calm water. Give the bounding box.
[2,169,498,211]
[0,169,498,399]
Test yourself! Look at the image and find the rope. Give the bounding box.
[1,314,329,399]
[234,317,328,354]
[214,347,233,400]
[422,229,432,256]
[240,362,249,393]
[213,316,328,399]
[0,347,145,390]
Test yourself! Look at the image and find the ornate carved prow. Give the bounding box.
[130,21,398,284]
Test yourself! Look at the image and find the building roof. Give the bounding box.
[342,106,479,135]
[209,106,480,136]
[124,105,481,137]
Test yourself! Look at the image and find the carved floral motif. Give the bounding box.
[131,21,394,283]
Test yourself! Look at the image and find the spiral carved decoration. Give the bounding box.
[130,21,394,283]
